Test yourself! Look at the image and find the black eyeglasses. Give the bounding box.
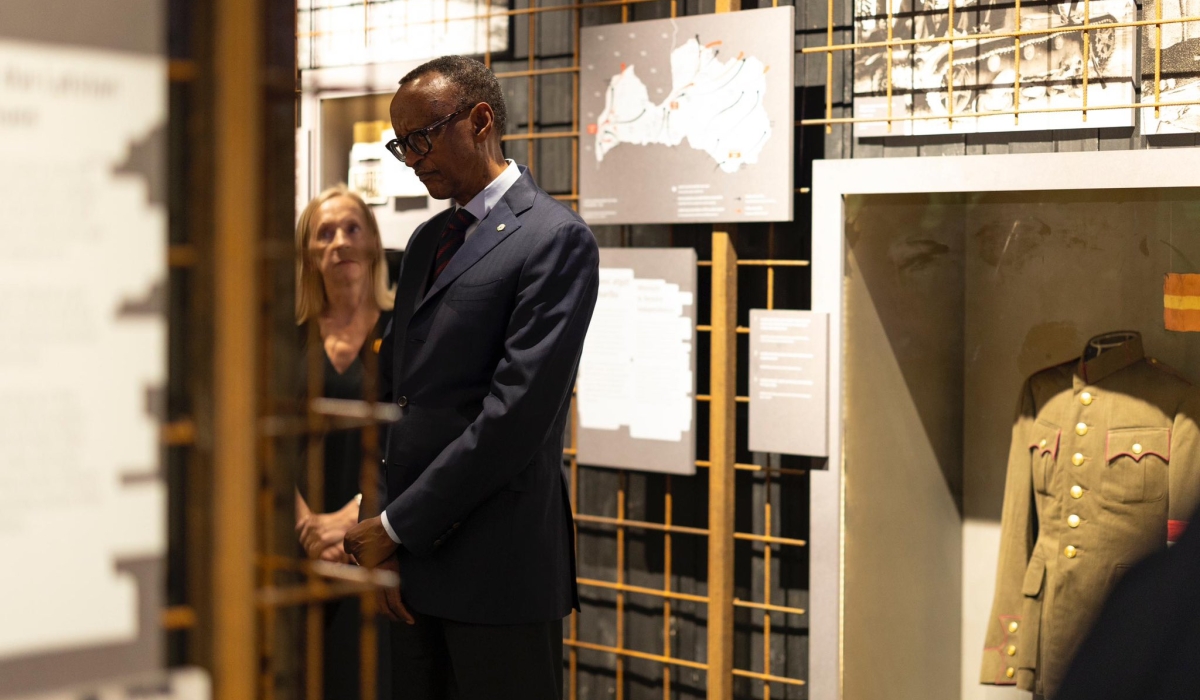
[385,104,475,163]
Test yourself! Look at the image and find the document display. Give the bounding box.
[0,6,166,694]
[576,249,697,475]
[748,310,829,457]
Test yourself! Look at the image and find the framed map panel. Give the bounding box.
[578,7,795,225]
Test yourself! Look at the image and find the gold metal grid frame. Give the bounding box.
[167,1,814,699]
[817,0,1200,132]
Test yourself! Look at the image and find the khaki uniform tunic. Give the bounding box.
[981,333,1200,697]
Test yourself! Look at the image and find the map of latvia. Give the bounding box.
[591,36,772,174]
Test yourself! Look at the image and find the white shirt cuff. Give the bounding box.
[380,510,402,544]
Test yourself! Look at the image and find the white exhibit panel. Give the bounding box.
[748,310,829,457]
[576,248,697,475]
[853,0,1137,136]
[809,148,1200,700]
[578,6,795,225]
[0,5,167,696]
[296,0,508,70]
[1139,0,1200,135]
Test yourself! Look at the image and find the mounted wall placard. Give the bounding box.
[748,310,829,457]
[0,2,166,696]
[576,248,697,475]
[578,6,795,225]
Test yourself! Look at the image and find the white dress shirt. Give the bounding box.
[380,159,522,545]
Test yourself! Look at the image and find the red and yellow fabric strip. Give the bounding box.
[1164,274,1200,332]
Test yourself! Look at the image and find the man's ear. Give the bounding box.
[470,102,496,142]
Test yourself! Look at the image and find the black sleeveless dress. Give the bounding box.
[300,314,393,700]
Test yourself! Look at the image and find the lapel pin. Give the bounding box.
[497,223,506,231]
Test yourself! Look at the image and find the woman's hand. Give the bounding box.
[296,495,361,561]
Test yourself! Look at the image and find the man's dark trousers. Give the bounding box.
[376,166,598,699]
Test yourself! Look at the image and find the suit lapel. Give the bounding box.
[395,208,450,334]
[414,169,539,315]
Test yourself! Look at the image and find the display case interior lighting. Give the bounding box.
[297,0,509,70]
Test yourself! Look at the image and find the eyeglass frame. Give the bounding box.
[384,104,477,163]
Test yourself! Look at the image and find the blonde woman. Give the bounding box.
[294,185,394,700]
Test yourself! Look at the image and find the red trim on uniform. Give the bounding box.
[1169,520,1188,544]
[1105,429,1171,463]
[1030,429,1061,460]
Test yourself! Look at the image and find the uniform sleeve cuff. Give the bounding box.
[380,510,402,544]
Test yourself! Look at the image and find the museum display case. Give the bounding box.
[810,149,1200,700]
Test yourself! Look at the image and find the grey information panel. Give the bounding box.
[748,310,829,457]
[576,249,697,475]
[578,6,794,225]
[0,2,166,697]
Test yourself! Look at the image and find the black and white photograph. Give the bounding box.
[854,0,1137,135]
[1141,0,1200,134]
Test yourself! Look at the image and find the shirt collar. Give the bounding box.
[459,159,521,222]
[1076,331,1144,386]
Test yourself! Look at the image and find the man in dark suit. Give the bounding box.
[344,55,599,700]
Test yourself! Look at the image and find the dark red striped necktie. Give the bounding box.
[432,207,476,283]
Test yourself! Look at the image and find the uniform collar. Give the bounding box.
[1075,331,1144,387]
[458,159,520,222]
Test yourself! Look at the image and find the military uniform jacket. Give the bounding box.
[981,333,1200,697]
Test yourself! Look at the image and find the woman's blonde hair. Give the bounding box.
[295,185,395,324]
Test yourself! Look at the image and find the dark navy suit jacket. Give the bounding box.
[378,166,598,625]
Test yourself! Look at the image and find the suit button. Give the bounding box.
[1006,645,1017,656]
[1080,391,1093,405]
[1039,439,1047,448]
[434,538,443,546]
[397,396,408,407]
[1064,545,1078,558]
[1072,453,1085,466]
[1075,422,1089,436]
[1133,443,1143,455]
[1005,667,1015,679]
[1068,514,1081,528]
[1070,485,1084,499]
[1008,621,1019,634]
[452,522,461,529]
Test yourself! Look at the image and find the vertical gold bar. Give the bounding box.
[1155,0,1163,118]
[359,592,378,700]
[1014,0,1021,125]
[947,0,956,128]
[569,395,580,700]
[1082,0,1090,120]
[484,0,493,68]
[886,0,894,132]
[212,0,259,697]
[826,0,834,133]
[528,0,537,174]
[663,475,673,700]
[617,470,627,700]
[571,2,581,211]
[763,492,772,700]
[306,604,323,700]
[708,230,738,700]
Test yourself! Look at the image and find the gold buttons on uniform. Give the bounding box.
[1076,422,1089,436]
[1065,545,1078,558]
[1006,667,1016,679]
[1080,391,1093,406]
[1008,621,1019,633]
[1133,443,1143,455]
[1040,438,1048,448]
[1072,453,1085,466]
[1071,485,1084,499]
[1068,514,1081,528]
[1006,645,1017,656]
